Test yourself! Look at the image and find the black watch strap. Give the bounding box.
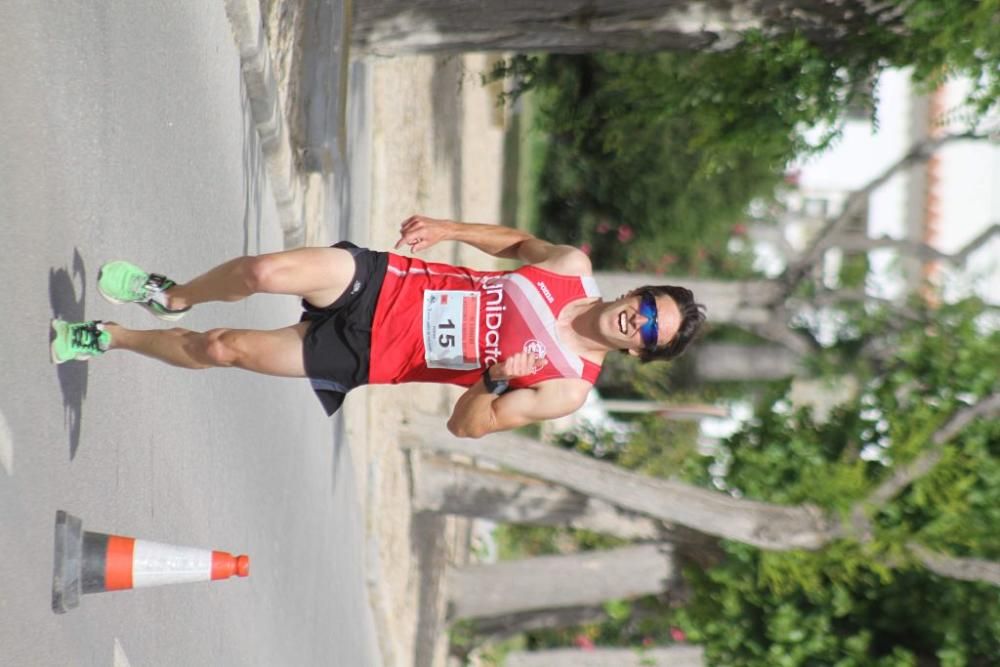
[482,367,510,395]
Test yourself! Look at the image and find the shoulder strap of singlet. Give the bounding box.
[517,266,601,308]
[508,265,604,382]
[580,358,602,384]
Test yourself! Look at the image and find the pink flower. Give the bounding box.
[731,223,747,236]
[642,637,654,647]
[573,634,596,650]
[579,242,592,256]
[617,225,634,243]
[670,627,687,642]
[595,222,611,234]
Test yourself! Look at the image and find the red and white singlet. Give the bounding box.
[369,253,603,389]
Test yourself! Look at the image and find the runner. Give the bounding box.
[50,216,705,437]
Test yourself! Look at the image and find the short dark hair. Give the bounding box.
[628,285,706,363]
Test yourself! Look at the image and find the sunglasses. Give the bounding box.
[638,291,659,350]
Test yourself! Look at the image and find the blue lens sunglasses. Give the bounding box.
[638,291,659,350]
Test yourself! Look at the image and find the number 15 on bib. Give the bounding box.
[423,290,481,370]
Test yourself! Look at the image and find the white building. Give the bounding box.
[766,69,999,304]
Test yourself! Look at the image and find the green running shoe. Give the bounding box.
[50,319,111,364]
[97,260,190,321]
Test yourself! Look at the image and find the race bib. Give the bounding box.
[423,290,480,370]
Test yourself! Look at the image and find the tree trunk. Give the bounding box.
[354,0,760,54]
[832,223,1000,266]
[693,342,803,382]
[412,455,663,539]
[447,543,676,621]
[467,605,611,642]
[601,399,730,419]
[402,415,836,550]
[467,594,694,642]
[407,398,1000,585]
[353,0,898,55]
[505,646,705,667]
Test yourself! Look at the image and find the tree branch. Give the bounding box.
[832,223,1000,265]
[792,288,924,323]
[411,453,665,540]
[402,392,996,584]
[849,393,1000,537]
[908,542,1000,587]
[746,316,819,355]
[401,414,836,551]
[777,132,992,302]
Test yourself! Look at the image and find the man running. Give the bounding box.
[51,216,705,438]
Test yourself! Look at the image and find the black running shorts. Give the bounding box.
[300,241,388,416]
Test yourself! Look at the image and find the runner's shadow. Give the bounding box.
[48,249,88,459]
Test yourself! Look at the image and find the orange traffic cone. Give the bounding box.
[52,510,249,613]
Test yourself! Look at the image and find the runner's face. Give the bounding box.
[607,291,682,354]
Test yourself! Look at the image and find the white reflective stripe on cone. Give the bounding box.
[131,540,213,588]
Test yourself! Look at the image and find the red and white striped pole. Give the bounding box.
[52,510,249,613]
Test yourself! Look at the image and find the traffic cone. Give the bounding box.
[52,510,249,613]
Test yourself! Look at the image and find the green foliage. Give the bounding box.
[491,33,866,274]
[676,540,1000,667]
[705,398,874,513]
[470,635,526,667]
[520,594,682,651]
[486,1,1000,276]
[492,301,999,665]
[553,412,701,479]
[839,254,871,290]
[677,299,1000,665]
[524,50,791,274]
[475,4,1000,661]
[895,0,1000,115]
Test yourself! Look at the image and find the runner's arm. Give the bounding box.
[396,216,591,273]
[447,378,591,438]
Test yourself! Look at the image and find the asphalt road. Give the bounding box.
[0,2,379,665]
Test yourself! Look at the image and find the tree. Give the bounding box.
[690,343,803,382]
[404,392,1000,556]
[354,2,1000,121]
[446,543,677,622]
[437,3,998,286]
[591,132,998,366]
[352,2,994,84]
[406,298,1000,663]
[504,645,705,667]
[412,454,662,540]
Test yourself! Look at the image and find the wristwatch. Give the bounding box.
[482,367,510,395]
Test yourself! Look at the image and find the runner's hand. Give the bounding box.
[394,215,451,254]
[489,352,547,381]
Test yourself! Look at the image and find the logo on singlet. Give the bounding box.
[523,339,547,359]
[536,281,555,303]
[481,275,506,365]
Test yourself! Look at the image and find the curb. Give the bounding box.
[223,0,305,248]
[300,0,354,173]
[223,6,396,665]
[365,453,404,667]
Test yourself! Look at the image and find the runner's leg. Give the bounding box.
[163,247,357,311]
[102,321,311,376]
